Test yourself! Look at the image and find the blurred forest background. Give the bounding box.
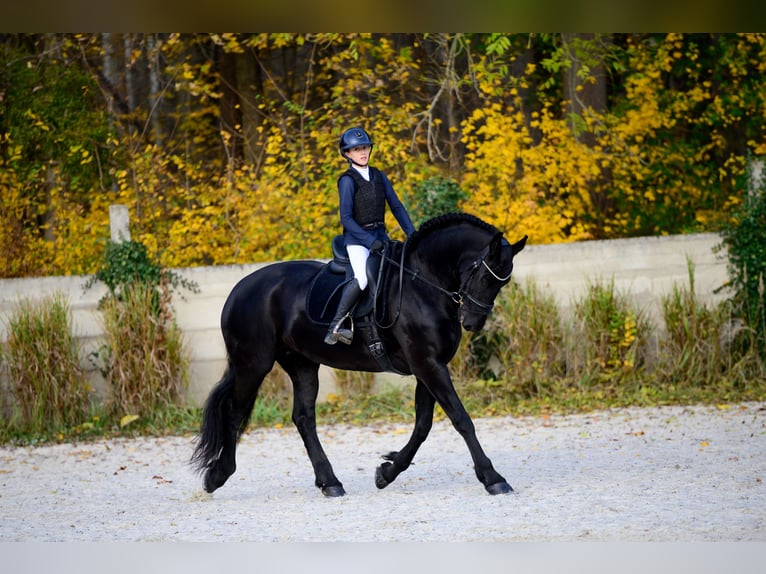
[2,33,765,278]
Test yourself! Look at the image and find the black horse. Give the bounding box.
[191,212,527,496]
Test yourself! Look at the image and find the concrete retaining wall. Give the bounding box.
[0,233,729,407]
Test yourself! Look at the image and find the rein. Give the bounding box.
[375,240,508,328]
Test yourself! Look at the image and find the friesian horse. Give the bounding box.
[191,212,527,496]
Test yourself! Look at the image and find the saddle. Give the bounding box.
[307,236,410,376]
[307,235,388,325]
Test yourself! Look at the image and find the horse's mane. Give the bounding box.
[407,212,500,250]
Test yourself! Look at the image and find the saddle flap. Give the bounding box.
[308,239,399,325]
[307,269,374,324]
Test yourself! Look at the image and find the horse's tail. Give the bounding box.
[190,364,252,474]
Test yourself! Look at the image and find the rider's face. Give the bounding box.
[345,145,371,166]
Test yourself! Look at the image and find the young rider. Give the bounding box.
[324,127,416,345]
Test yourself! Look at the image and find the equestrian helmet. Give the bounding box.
[339,127,373,154]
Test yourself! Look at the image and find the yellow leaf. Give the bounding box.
[120,414,140,428]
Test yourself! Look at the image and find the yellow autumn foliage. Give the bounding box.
[1,33,765,277]
[461,102,594,244]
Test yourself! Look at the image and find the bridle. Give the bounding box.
[377,239,512,328]
[453,243,512,316]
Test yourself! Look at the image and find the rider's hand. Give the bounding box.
[369,240,384,253]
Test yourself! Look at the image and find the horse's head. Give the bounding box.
[406,213,527,331]
[457,232,527,331]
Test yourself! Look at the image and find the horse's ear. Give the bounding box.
[511,235,528,256]
[490,233,509,260]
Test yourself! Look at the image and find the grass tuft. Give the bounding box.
[1,293,90,435]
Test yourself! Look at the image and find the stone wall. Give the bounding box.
[0,233,729,407]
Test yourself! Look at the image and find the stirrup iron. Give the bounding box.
[332,314,354,345]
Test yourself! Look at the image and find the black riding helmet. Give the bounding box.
[339,127,374,157]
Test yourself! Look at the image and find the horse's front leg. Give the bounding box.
[416,361,513,495]
[375,379,436,489]
[282,357,346,497]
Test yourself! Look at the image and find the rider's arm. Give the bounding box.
[381,172,416,237]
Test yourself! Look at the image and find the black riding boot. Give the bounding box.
[324,279,363,345]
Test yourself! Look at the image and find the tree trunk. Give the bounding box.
[236,50,263,168]
[561,33,608,146]
[123,35,137,115]
[147,34,165,147]
[561,33,613,236]
[100,32,135,129]
[218,47,243,165]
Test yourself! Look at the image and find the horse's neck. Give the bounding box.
[409,228,483,284]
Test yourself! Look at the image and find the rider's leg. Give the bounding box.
[346,244,370,292]
[324,245,368,345]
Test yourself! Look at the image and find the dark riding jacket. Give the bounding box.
[338,166,416,248]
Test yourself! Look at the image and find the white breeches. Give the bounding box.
[346,244,370,290]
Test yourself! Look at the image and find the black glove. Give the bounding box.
[369,240,384,253]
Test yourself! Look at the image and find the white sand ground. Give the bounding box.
[1,403,764,543]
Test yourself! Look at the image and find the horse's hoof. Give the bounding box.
[203,470,223,493]
[486,481,513,495]
[375,464,391,489]
[322,485,346,497]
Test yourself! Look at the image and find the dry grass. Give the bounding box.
[96,282,187,418]
[2,293,90,434]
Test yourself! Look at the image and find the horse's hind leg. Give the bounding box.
[375,380,435,489]
[280,355,345,497]
[192,360,269,493]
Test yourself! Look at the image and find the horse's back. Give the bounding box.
[222,260,323,328]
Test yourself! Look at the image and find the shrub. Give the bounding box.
[97,281,187,417]
[335,369,376,397]
[656,259,728,386]
[460,279,565,398]
[87,238,198,420]
[2,293,90,434]
[84,239,199,303]
[407,177,469,229]
[717,162,766,357]
[567,279,652,388]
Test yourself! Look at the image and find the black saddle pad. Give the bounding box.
[306,266,373,325]
[306,241,402,326]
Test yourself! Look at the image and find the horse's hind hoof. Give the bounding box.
[486,481,513,495]
[375,463,392,489]
[322,485,346,497]
[203,467,229,493]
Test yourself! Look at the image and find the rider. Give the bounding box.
[324,127,417,345]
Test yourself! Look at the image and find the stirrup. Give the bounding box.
[332,316,354,345]
[324,315,353,345]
